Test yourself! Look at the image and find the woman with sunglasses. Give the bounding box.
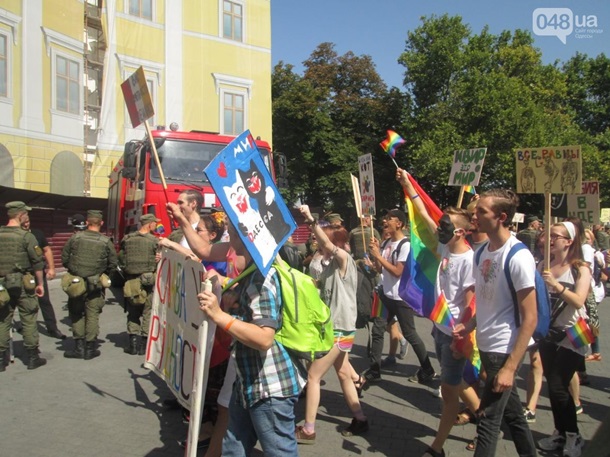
[537,222,590,457]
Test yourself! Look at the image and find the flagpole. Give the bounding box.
[390,157,399,169]
[457,186,465,208]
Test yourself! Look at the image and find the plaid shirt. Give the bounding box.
[231,264,306,407]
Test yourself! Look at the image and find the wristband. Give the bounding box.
[224,316,236,332]
[559,285,567,295]
[411,194,420,200]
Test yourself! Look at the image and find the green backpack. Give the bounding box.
[225,260,334,362]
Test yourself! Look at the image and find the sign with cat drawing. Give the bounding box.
[205,130,296,275]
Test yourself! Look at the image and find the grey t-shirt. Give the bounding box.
[318,254,358,332]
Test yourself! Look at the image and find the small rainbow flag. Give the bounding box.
[380,130,406,158]
[454,295,481,383]
[566,317,594,349]
[371,289,387,319]
[155,222,165,235]
[464,185,476,195]
[429,292,456,328]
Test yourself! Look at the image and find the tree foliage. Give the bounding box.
[272,16,610,221]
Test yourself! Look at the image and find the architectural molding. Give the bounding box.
[0,8,21,44]
[42,27,83,56]
[212,73,253,99]
[182,29,270,55]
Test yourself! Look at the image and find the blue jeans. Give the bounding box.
[475,351,537,457]
[222,390,298,457]
[433,327,466,386]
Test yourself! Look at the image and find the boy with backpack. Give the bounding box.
[453,189,537,457]
[197,221,306,456]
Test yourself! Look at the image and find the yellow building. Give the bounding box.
[0,0,272,199]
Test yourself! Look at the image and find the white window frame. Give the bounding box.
[213,73,252,135]
[219,0,245,42]
[0,8,20,105]
[125,0,155,23]
[220,90,246,135]
[50,48,83,118]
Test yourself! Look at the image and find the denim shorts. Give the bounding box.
[433,327,467,386]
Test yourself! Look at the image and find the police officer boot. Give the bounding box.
[124,334,138,355]
[27,348,47,370]
[84,341,101,360]
[64,339,85,359]
[0,349,8,372]
[138,337,147,356]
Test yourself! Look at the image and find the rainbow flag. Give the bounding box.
[370,289,387,319]
[566,317,595,349]
[463,185,476,195]
[398,174,445,320]
[379,130,405,158]
[155,222,166,235]
[454,295,481,383]
[430,292,456,328]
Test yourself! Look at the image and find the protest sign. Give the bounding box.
[121,66,154,129]
[358,153,376,215]
[601,208,610,223]
[515,146,582,194]
[144,249,216,410]
[448,148,486,186]
[205,130,296,275]
[551,181,600,224]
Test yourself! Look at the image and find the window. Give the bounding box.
[56,55,80,114]
[223,92,244,135]
[129,0,152,20]
[223,1,243,41]
[0,34,6,97]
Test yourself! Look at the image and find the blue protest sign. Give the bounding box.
[205,130,296,275]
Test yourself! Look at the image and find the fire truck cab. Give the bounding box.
[107,128,283,245]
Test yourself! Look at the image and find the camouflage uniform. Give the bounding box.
[61,210,117,360]
[0,201,46,371]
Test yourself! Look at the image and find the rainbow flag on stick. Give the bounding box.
[454,295,481,383]
[379,130,405,168]
[463,185,476,195]
[370,289,387,319]
[430,292,456,328]
[566,317,595,349]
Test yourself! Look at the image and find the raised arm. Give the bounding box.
[396,168,437,235]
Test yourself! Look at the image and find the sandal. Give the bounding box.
[466,436,477,451]
[585,353,602,362]
[455,408,476,426]
[354,375,367,398]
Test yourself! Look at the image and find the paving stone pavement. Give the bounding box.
[3,278,609,456]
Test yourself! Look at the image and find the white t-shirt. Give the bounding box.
[593,250,606,303]
[435,245,475,336]
[475,237,536,353]
[380,237,410,300]
[180,221,200,248]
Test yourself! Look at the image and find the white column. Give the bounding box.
[165,0,183,128]
[97,0,119,150]
[18,0,45,132]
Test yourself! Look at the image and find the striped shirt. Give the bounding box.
[231,265,306,407]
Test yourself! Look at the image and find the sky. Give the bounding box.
[271,0,610,89]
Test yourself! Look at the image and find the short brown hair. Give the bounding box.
[480,189,519,227]
[443,206,472,231]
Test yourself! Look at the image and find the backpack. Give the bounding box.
[475,241,551,342]
[355,262,377,329]
[381,238,409,265]
[225,260,334,362]
[592,251,603,287]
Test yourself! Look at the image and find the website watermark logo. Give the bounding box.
[532,8,602,44]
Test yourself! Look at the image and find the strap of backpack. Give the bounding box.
[503,242,527,328]
[474,241,489,267]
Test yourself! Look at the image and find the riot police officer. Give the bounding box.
[119,214,160,355]
[0,201,46,371]
[61,210,117,360]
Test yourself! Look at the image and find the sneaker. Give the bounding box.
[341,418,369,437]
[408,368,437,384]
[524,409,536,423]
[362,368,382,385]
[295,426,316,444]
[381,356,397,367]
[538,430,566,451]
[575,404,584,415]
[397,338,409,359]
[563,432,584,457]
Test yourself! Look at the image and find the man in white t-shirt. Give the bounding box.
[362,209,435,387]
[454,189,537,457]
[167,190,203,246]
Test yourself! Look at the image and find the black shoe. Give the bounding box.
[408,368,437,384]
[47,328,66,340]
[177,437,210,449]
[84,341,101,360]
[341,418,369,437]
[27,348,47,370]
[124,334,138,355]
[64,339,85,359]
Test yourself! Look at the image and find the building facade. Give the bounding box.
[0,0,272,198]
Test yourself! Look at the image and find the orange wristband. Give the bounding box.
[224,316,236,332]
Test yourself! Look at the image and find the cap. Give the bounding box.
[526,215,541,225]
[72,214,87,230]
[6,201,32,216]
[87,209,103,219]
[386,209,407,226]
[210,206,225,213]
[140,214,161,225]
[326,213,344,224]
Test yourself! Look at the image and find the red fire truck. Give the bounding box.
[107,127,287,245]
